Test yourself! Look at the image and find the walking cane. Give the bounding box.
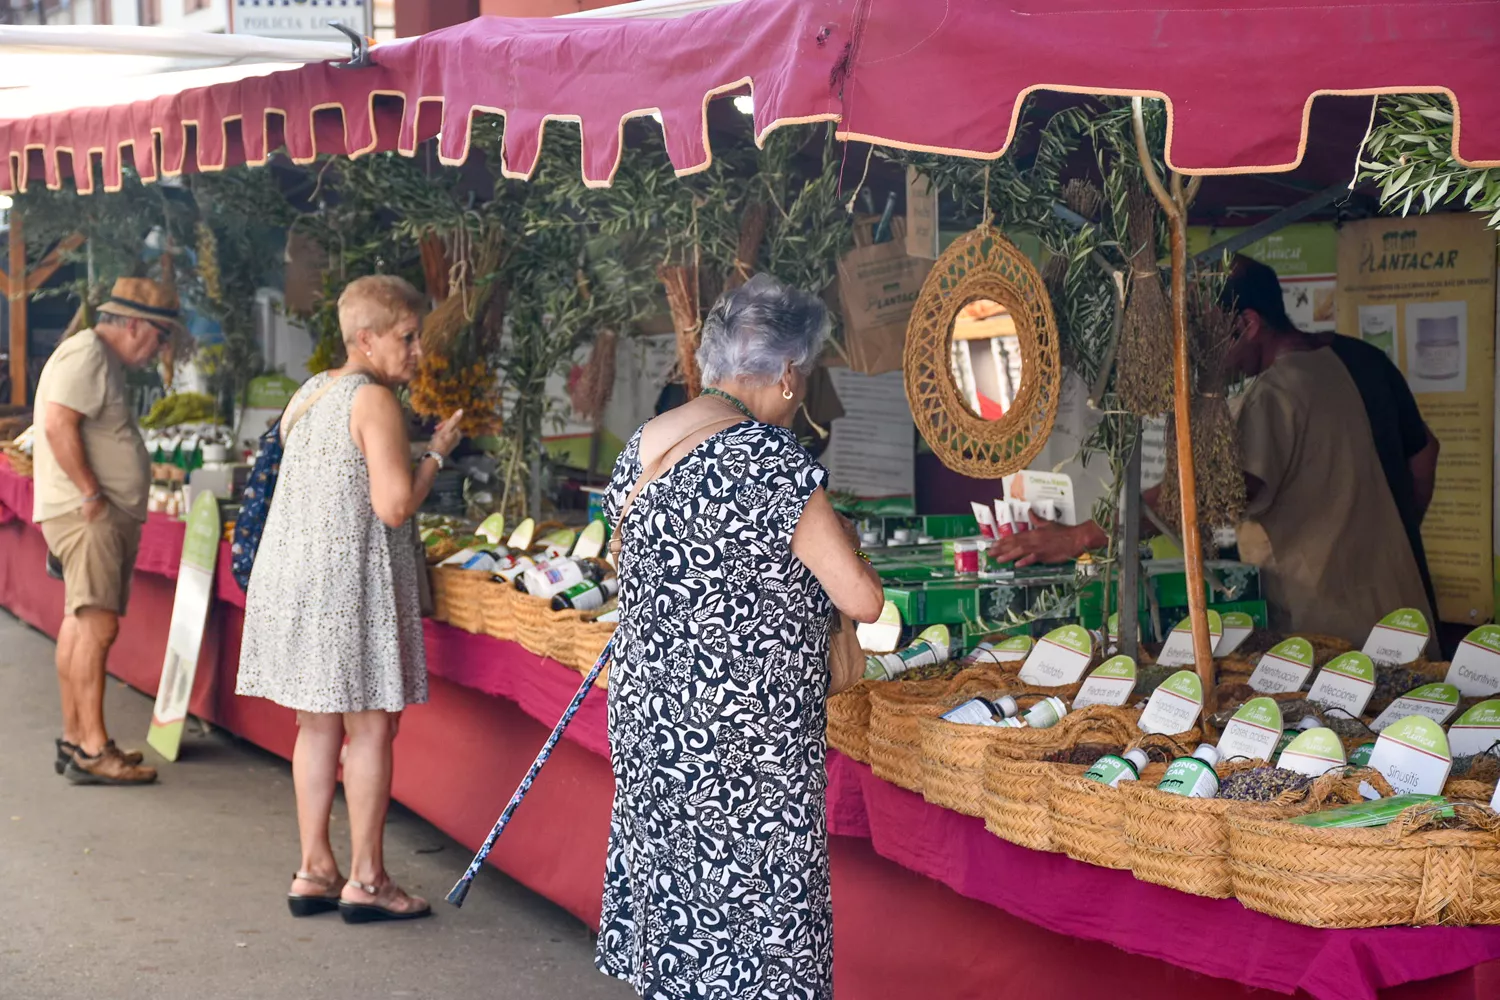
[447,636,615,907]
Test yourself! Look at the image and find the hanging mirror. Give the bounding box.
[905,225,1061,477]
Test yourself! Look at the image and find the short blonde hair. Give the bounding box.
[337,275,426,347]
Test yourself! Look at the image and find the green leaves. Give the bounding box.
[1360,94,1500,229]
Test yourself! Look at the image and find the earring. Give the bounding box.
[365,350,373,357]
[782,387,794,401]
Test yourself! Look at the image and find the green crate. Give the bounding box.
[920,514,981,540]
[883,583,991,625]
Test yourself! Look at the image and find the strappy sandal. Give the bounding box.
[338,878,432,924]
[287,870,345,917]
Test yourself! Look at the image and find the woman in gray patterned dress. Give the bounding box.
[597,275,885,997]
[237,276,462,923]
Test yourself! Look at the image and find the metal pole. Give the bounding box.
[8,208,25,406]
[1118,435,1142,660]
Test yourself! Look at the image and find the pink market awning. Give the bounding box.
[4,0,1499,195]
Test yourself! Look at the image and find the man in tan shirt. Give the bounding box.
[34,277,181,785]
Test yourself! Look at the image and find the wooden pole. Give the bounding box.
[7,208,24,407]
[1118,435,1142,661]
[1132,98,1215,714]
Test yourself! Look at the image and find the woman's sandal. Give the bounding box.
[287,871,345,917]
[338,878,432,924]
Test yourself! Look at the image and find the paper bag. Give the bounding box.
[836,216,933,375]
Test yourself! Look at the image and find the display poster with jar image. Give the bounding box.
[1188,223,1339,333]
[1337,214,1497,624]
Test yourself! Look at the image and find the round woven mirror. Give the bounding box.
[904,225,1061,478]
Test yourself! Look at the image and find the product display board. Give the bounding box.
[1189,223,1338,332]
[146,492,221,761]
[1337,214,1497,624]
[825,369,916,514]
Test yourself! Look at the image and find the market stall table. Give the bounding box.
[0,460,1496,999]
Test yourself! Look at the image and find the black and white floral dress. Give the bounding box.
[596,420,835,1000]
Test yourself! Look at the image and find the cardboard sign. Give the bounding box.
[904,167,941,260]
[1073,655,1137,709]
[1306,651,1378,718]
[1156,611,1223,668]
[857,601,903,654]
[836,217,933,375]
[1368,716,1453,796]
[1138,670,1204,735]
[965,634,1033,666]
[1248,637,1316,693]
[147,492,221,762]
[1217,612,1255,657]
[1446,699,1500,757]
[1216,696,1284,762]
[1277,728,1348,778]
[1445,625,1500,697]
[1371,683,1462,733]
[1017,624,1095,687]
[1362,608,1430,666]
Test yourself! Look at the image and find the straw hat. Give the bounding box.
[99,277,185,338]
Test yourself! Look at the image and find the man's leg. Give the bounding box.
[55,615,80,746]
[67,606,118,757]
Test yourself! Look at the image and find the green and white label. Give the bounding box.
[1445,625,1500,698]
[148,492,221,762]
[1277,727,1347,778]
[1156,611,1222,668]
[476,513,507,545]
[1248,637,1315,694]
[1084,754,1140,788]
[1106,612,1120,642]
[865,624,951,680]
[1447,699,1500,757]
[507,517,537,551]
[1138,669,1204,735]
[1018,624,1094,687]
[941,697,1003,726]
[1362,607,1430,666]
[1157,756,1218,798]
[1371,682,1461,732]
[1307,651,1377,718]
[572,519,608,560]
[856,601,903,654]
[1216,696,1284,761]
[964,633,1033,666]
[1368,715,1452,796]
[1216,612,1255,656]
[1073,655,1137,709]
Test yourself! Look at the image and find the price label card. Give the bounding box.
[1447,699,1500,757]
[965,634,1034,666]
[1018,624,1094,687]
[1155,611,1223,668]
[857,601,903,654]
[1138,669,1204,735]
[1362,607,1430,666]
[1368,716,1452,795]
[1248,637,1315,693]
[1216,612,1255,657]
[1073,655,1137,709]
[1277,727,1348,778]
[1371,683,1461,733]
[1307,651,1377,718]
[1216,696,1284,762]
[1445,625,1500,698]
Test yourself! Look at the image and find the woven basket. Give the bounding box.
[430,566,479,625]
[982,756,1068,852]
[917,700,1125,816]
[480,582,520,643]
[567,617,617,673]
[514,596,585,661]
[864,666,1015,791]
[1444,777,1499,803]
[2,444,32,478]
[1125,765,1392,898]
[1046,732,1195,870]
[446,569,494,633]
[1367,659,1451,716]
[828,681,878,762]
[1229,800,1500,928]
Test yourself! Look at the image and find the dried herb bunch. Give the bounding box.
[1158,277,1246,541]
[1115,179,1174,415]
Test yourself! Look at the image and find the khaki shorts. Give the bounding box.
[41,504,143,616]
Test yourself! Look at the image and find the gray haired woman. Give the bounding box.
[595,274,884,998]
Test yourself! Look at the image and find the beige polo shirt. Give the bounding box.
[1235,347,1432,646]
[32,329,150,523]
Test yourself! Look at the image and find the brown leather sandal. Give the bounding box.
[287,870,345,917]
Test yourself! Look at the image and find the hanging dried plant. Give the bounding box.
[1115,179,1175,415]
[659,262,702,397]
[1063,178,1104,222]
[1041,252,1070,308]
[422,226,505,357]
[726,201,769,290]
[569,328,618,424]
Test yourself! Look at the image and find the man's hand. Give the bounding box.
[81,496,108,523]
[988,513,1105,567]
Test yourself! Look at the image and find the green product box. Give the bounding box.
[883,583,991,626]
[920,514,980,540]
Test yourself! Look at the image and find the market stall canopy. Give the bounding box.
[3,0,1499,195]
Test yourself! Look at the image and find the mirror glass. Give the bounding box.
[949,298,1023,421]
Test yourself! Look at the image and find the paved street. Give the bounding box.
[0,611,634,1000]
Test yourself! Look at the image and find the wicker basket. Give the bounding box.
[828,681,878,762]
[1046,733,1194,870]
[1229,800,1500,928]
[982,756,1067,852]
[445,568,494,633]
[1124,764,1391,898]
[430,566,480,625]
[2,444,33,478]
[513,593,584,660]
[567,617,617,673]
[1366,659,1451,716]
[480,582,520,642]
[1444,777,1499,803]
[864,666,1015,792]
[917,700,1126,816]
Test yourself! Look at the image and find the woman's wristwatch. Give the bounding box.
[420,450,446,470]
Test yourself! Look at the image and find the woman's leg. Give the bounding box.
[340,709,424,912]
[290,711,344,895]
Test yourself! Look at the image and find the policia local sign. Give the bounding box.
[231,0,370,40]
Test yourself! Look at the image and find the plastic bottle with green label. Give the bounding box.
[999,696,1069,729]
[864,625,951,681]
[1156,744,1221,798]
[1084,748,1151,788]
[941,694,1020,726]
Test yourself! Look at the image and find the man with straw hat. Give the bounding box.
[34,277,183,785]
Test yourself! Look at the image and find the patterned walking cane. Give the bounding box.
[447,635,615,907]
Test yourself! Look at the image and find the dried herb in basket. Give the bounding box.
[1115,179,1174,416]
